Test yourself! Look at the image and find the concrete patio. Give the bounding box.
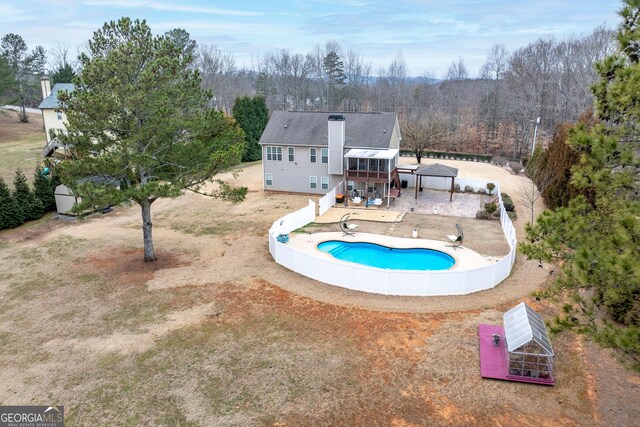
[391,189,490,218]
[330,189,490,219]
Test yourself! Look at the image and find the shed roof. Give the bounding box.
[38,83,75,109]
[503,302,554,355]
[415,163,458,177]
[258,111,398,149]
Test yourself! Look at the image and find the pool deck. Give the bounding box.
[288,232,495,271]
[315,207,404,224]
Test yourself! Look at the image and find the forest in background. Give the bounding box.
[2,25,615,159]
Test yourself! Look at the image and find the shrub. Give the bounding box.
[13,169,43,221]
[492,156,507,166]
[477,188,487,194]
[509,161,523,174]
[501,192,515,212]
[0,177,23,229]
[486,182,496,195]
[33,166,58,212]
[476,210,491,219]
[454,183,461,192]
[484,201,498,215]
[464,185,474,193]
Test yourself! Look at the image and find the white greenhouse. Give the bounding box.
[503,302,554,381]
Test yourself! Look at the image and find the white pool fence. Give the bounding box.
[268,179,517,296]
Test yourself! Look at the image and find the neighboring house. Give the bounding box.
[38,77,74,157]
[259,111,402,201]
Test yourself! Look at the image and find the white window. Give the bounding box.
[309,176,317,189]
[265,173,273,186]
[56,111,62,120]
[321,177,329,190]
[347,181,354,191]
[266,146,282,161]
[321,147,328,163]
[309,148,317,163]
[288,147,295,162]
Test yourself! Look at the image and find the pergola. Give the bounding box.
[414,163,459,201]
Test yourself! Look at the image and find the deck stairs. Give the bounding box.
[390,168,402,195]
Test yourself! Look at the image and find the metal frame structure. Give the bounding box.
[503,302,554,381]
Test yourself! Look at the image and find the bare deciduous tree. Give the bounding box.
[401,109,448,163]
[518,176,551,224]
[479,44,509,80]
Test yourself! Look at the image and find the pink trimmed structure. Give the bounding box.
[478,324,555,386]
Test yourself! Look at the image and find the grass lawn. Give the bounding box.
[0,109,46,183]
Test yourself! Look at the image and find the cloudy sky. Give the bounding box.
[0,0,623,76]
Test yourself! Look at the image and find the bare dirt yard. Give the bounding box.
[0,123,638,426]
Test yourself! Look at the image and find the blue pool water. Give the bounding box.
[317,241,455,271]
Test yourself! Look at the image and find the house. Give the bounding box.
[259,111,402,202]
[38,77,74,157]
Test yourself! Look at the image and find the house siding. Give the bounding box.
[262,145,343,194]
[42,109,68,142]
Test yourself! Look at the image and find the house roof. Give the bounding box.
[503,302,554,356]
[344,148,398,160]
[415,163,458,177]
[38,83,75,109]
[258,111,398,149]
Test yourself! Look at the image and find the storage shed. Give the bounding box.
[503,302,554,381]
[54,184,81,215]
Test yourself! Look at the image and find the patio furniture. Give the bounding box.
[373,198,383,206]
[446,224,464,249]
[352,196,362,205]
[339,213,358,236]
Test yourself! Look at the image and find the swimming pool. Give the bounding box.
[317,240,455,271]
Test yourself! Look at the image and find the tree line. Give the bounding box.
[2,25,615,159]
[522,0,639,370]
[0,167,58,230]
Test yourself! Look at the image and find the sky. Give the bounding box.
[0,0,624,77]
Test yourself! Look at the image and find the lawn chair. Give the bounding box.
[446,224,464,249]
[373,198,383,206]
[352,196,362,205]
[340,213,358,236]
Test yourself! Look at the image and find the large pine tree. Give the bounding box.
[56,18,246,262]
[323,51,346,110]
[521,0,640,370]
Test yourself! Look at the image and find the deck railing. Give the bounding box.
[346,169,389,180]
